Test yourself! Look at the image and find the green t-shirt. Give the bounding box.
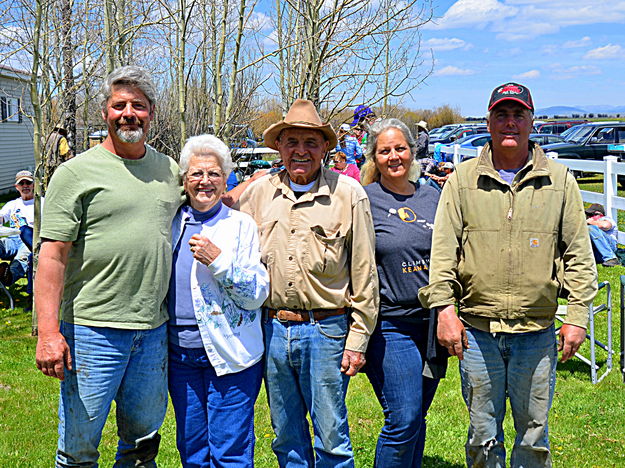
[41,144,182,329]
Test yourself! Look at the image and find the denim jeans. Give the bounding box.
[460,325,557,468]
[168,343,263,468]
[263,312,353,468]
[364,319,440,468]
[588,224,617,262]
[0,235,29,284]
[57,322,168,468]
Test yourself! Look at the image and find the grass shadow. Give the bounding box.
[423,455,464,468]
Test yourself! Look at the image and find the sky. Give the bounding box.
[412,0,625,116]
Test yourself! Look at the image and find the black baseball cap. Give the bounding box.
[488,82,534,112]
[585,203,605,216]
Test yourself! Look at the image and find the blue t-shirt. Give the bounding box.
[364,181,440,318]
[168,202,223,347]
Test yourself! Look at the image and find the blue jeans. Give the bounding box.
[168,344,263,468]
[588,224,617,262]
[57,322,168,468]
[460,325,557,468]
[364,319,440,468]
[263,313,353,468]
[0,235,29,284]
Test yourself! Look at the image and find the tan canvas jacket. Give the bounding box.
[419,142,597,331]
[239,168,379,352]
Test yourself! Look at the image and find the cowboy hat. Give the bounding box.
[263,99,337,150]
[417,120,428,130]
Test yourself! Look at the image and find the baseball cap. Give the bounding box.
[15,170,33,184]
[585,203,605,216]
[339,123,350,132]
[488,82,534,112]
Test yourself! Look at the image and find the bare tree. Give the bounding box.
[270,0,434,118]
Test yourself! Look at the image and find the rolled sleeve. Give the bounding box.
[345,197,379,352]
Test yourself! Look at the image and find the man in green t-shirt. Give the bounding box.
[35,66,180,467]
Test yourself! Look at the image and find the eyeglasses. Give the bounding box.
[17,180,33,186]
[186,170,224,182]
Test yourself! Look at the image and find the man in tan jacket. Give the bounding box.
[239,99,378,467]
[419,82,597,468]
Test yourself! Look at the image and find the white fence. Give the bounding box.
[446,144,625,244]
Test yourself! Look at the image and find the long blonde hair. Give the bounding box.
[361,118,421,186]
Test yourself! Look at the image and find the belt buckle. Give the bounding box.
[276,309,289,323]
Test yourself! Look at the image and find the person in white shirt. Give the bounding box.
[0,170,36,285]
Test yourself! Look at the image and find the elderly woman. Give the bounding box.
[330,150,361,182]
[361,119,448,467]
[168,134,270,468]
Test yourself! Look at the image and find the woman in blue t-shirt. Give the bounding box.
[361,119,449,468]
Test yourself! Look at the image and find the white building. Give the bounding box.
[0,65,34,193]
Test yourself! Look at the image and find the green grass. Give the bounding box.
[1,177,624,466]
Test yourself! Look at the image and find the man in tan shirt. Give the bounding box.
[239,99,378,467]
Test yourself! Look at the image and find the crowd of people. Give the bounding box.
[30,65,601,468]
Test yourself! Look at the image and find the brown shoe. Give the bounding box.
[0,263,12,286]
[602,257,621,267]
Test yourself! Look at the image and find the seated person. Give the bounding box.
[0,171,37,286]
[330,151,360,182]
[586,203,620,267]
[424,161,454,190]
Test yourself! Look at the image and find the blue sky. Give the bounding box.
[412,0,625,116]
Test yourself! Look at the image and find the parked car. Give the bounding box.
[542,122,625,181]
[429,125,488,146]
[535,120,587,135]
[440,133,565,162]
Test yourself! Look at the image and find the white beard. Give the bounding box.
[116,127,144,143]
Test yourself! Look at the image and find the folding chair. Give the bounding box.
[556,281,613,384]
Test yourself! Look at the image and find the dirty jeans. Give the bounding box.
[460,325,557,468]
[56,322,168,468]
[263,313,353,468]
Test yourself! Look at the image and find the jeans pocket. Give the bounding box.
[316,315,348,340]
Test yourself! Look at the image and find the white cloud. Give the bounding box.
[427,0,625,41]
[584,44,624,60]
[247,12,273,31]
[563,36,591,48]
[434,65,475,76]
[548,63,602,79]
[424,37,472,51]
[514,69,540,79]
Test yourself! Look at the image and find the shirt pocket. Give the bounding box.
[155,198,179,236]
[305,225,348,277]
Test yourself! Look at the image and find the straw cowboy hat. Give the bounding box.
[417,120,428,131]
[263,99,337,150]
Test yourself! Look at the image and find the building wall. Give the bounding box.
[0,68,34,193]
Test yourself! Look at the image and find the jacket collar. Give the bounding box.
[476,141,551,185]
[270,167,332,203]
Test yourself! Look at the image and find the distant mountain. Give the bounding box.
[535,105,625,117]
[534,106,587,117]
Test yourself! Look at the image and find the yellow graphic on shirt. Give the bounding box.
[397,207,416,223]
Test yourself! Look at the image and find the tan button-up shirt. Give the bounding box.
[239,168,379,352]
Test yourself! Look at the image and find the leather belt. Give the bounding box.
[267,308,346,322]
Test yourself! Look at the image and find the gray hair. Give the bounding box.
[99,66,157,111]
[179,134,234,178]
[361,118,420,185]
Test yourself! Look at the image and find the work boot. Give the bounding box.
[0,263,12,286]
[602,257,620,267]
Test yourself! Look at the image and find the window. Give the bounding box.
[0,96,21,123]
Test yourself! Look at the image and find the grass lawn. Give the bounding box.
[1,178,624,467]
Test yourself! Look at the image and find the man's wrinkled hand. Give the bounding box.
[36,332,72,381]
[437,305,469,360]
[341,350,365,376]
[559,324,586,362]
